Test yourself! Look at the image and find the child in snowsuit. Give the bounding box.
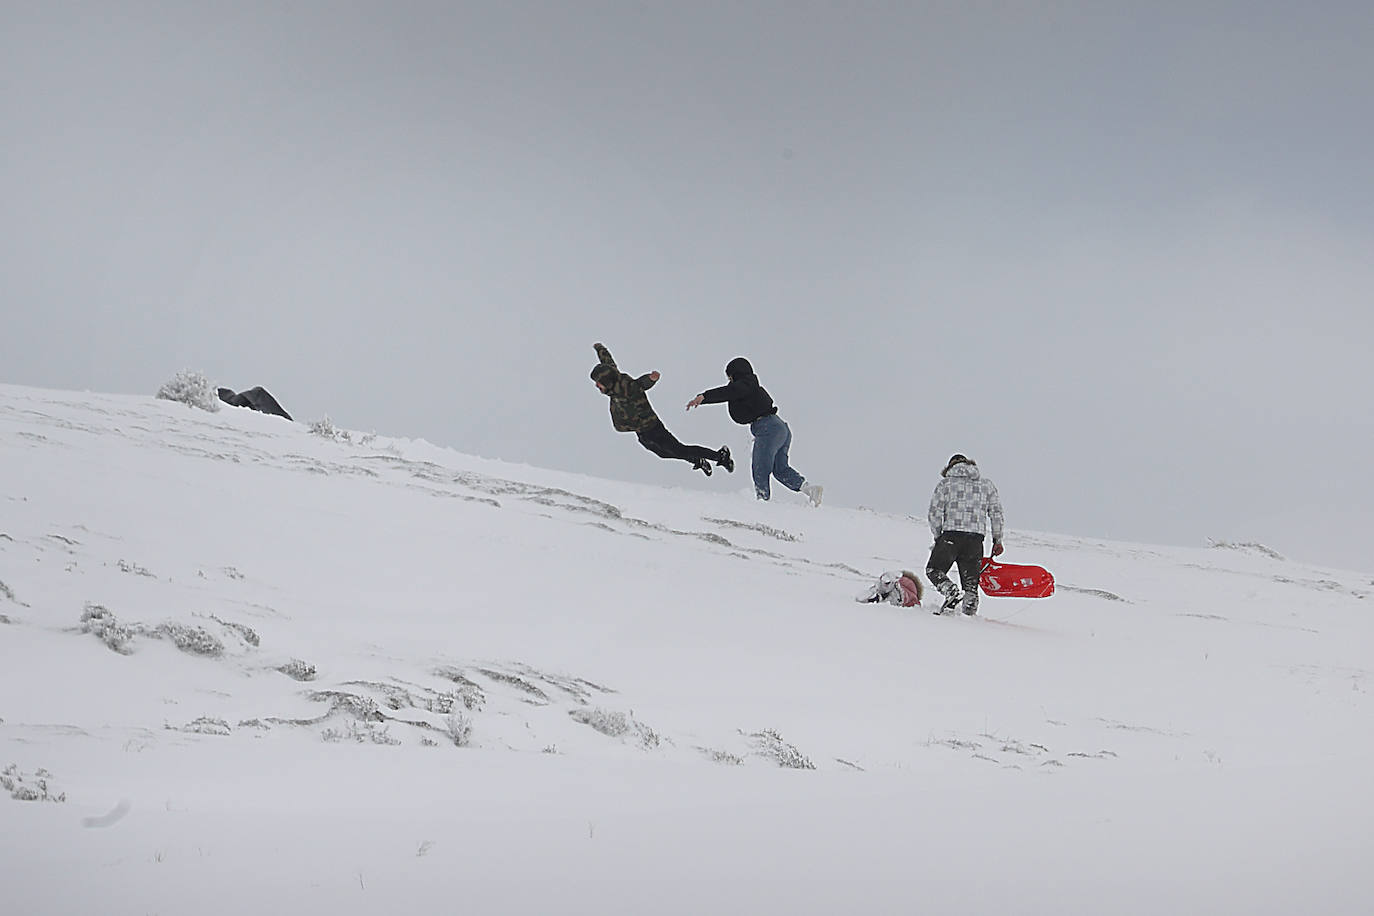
[591,343,733,476]
[926,454,1005,616]
[685,357,822,506]
[856,570,924,607]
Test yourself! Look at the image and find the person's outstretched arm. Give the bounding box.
[686,379,736,410]
[638,371,660,389]
[594,343,617,370]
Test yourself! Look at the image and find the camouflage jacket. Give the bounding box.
[591,344,661,433]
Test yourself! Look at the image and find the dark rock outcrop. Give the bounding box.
[217,386,292,421]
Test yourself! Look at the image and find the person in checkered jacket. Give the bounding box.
[926,454,1005,616]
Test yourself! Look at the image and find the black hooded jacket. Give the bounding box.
[699,357,778,426]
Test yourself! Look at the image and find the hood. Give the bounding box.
[944,461,981,481]
[725,357,756,382]
[590,363,618,392]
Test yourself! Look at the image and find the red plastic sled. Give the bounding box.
[980,558,1055,598]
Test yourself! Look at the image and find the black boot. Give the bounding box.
[936,584,963,615]
[717,446,734,473]
[694,458,713,476]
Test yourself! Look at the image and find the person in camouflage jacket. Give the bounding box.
[591,343,732,477]
[926,454,1005,616]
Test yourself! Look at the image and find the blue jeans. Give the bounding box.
[749,414,805,500]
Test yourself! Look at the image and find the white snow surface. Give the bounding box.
[1,383,1371,915]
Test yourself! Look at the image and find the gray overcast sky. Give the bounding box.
[4,1,1372,570]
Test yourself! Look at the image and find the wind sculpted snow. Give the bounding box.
[1,383,1371,915]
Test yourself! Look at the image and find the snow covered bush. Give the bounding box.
[151,622,224,657]
[569,707,629,738]
[80,603,134,654]
[276,659,317,681]
[634,721,662,750]
[78,606,243,658]
[321,721,400,745]
[433,667,486,710]
[173,716,232,736]
[749,729,816,770]
[1206,539,1285,561]
[210,615,259,647]
[2,764,66,803]
[701,748,745,766]
[309,415,351,443]
[156,370,220,412]
[117,559,155,577]
[569,708,661,749]
[443,712,473,747]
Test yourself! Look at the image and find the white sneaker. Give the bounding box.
[801,482,823,507]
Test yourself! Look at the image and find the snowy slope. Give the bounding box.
[1,383,1371,915]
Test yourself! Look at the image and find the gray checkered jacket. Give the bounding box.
[928,463,1005,543]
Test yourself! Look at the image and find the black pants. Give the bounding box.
[636,421,719,466]
[926,531,985,604]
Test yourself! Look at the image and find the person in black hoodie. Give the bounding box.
[686,357,823,506]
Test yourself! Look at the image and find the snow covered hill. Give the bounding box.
[2,383,1371,915]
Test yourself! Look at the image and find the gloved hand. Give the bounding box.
[991,541,1005,557]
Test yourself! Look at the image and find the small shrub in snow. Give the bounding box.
[633,721,661,750]
[173,716,231,736]
[433,667,486,710]
[117,559,155,578]
[152,622,224,657]
[749,729,816,770]
[277,659,317,681]
[210,615,260,647]
[79,607,245,658]
[310,691,384,722]
[156,370,220,412]
[569,707,629,738]
[427,692,456,715]
[2,764,66,803]
[476,668,551,703]
[80,603,134,654]
[456,684,484,711]
[568,708,660,749]
[1206,539,1285,561]
[702,517,802,542]
[698,747,744,766]
[321,721,400,745]
[309,415,351,443]
[443,712,473,747]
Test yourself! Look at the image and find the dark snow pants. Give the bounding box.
[926,531,985,612]
[636,421,720,467]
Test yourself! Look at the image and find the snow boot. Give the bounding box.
[935,582,963,615]
[717,446,734,473]
[961,592,979,616]
[694,458,713,476]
